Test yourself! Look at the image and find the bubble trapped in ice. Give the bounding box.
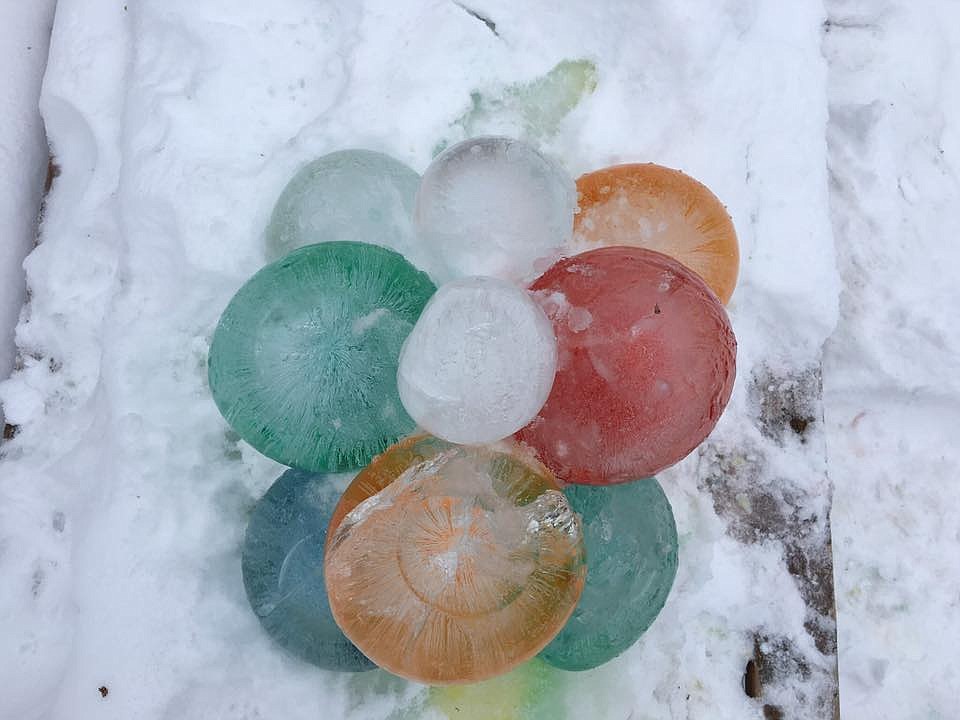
[414,136,576,283]
[264,149,421,263]
[241,468,374,672]
[397,276,557,444]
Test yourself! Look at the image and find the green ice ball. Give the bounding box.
[209,241,436,472]
[540,478,678,671]
[265,149,420,262]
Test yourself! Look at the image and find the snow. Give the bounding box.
[822,1,960,717]
[0,0,56,427]
[0,0,957,718]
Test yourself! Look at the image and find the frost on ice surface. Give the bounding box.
[264,149,421,264]
[414,136,576,283]
[241,468,373,672]
[208,241,436,472]
[324,435,585,685]
[397,276,557,444]
[540,478,678,671]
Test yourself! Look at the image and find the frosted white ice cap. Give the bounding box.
[397,276,558,445]
[414,136,576,283]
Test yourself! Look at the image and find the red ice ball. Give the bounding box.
[516,246,736,484]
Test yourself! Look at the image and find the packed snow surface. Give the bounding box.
[0,0,957,719]
[263,149,421,264]
[0,0,56,425]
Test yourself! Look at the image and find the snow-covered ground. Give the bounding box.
[823,1,960,716]
[0,0,56,426]
[0,1,957,719]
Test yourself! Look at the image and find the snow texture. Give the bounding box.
[0,0,957,718]
[397,276,557,445]
[0,0,56,426]
[822,2,960,717]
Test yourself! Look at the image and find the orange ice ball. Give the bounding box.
[325,435,586,685]
[572,163,739,304]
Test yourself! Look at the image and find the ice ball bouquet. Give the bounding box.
[208,136,738,684]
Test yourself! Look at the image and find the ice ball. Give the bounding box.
[540,478,678,670]
[414,136,576,283]
[516,246,737,484]
[208,241,436,472]
[397,276,557,444]
[241,468,374,671]
[324,435,586,685]
[265,149,421,264]
[572,163,739,304]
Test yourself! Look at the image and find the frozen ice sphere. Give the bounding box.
[397,276,557,445]
[265,149,420,263]
[324,435,585,685]
[540,478,678,671]
[572,163,740,304]
[414,136,576,283]
[208,241,436,472]
[516,246,737,484]
[241,468,374,671]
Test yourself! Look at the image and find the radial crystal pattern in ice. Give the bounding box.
[241,468,374,671]
[264,149,421,263]
[516,246,737,484]
[208,242,436,472]
[572,163,739,304]
[414,136,576,283]
[397,276,557,444]
[540,478,678,670]
[324,435,586,685]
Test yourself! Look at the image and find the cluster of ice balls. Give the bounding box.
[398,136,574,444]
[219,133,737,680]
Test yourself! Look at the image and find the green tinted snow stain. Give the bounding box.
[208,241,435,472]
[434,59,599,155]
[429,659,568,719]
[540,478,679,671]
[341,655,638,719]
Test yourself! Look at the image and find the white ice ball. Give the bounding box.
[414,136,576,283]
[397,277,558,445]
